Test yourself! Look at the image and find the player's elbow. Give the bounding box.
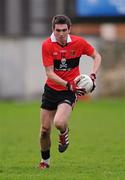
[46,71,55,79]
[46,71,52,78]
[94,52,102,64]
[92,50,101,62]
[97,53,101,63]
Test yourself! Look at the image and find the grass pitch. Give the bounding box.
[0,99,125,180]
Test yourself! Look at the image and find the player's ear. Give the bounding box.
[52,25,55,32]
[68,27,71,33]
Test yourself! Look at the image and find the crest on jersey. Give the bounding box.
[59,50,67,70]
[60,58,67,69]
[70,50,76,56]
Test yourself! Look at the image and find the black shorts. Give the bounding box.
[41,84,77,110]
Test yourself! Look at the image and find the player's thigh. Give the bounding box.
[54,103,72,124]
[40,109,56,131]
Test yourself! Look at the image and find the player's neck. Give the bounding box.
[57,41,67,47]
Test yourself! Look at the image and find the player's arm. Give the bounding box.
[81,39,101,77]
[89,49,101,92]
[45,65,67,87]
[90,49,101,75]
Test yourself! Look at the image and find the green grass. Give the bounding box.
[0,99,125,180]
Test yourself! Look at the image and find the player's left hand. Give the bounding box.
[90,73,96,92]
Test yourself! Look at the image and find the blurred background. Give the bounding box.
[0,0,125,100]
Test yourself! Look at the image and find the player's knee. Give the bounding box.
[54,120,63,130]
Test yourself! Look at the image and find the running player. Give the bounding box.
[38,14,101,169]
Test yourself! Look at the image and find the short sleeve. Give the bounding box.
[81,39,94,56]
[42,41,53,67]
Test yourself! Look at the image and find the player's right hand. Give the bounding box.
[66,80,77,92]
[66,80,86,96]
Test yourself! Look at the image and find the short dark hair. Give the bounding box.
[52,15,72,29]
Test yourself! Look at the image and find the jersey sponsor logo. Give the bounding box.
[54,57,80,71]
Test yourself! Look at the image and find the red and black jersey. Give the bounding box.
[42,34,94,91]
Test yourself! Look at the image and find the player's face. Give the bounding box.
[53,24,70,46]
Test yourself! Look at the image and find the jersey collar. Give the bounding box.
[50,33,72,43]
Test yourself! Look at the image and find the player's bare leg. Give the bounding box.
[38,109,56,169]
[54,103,72,152]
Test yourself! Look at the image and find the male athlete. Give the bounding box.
[38,15,101,169]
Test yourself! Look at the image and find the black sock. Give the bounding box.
[41,149,50,160]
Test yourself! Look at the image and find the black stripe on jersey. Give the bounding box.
[54,57,80,71]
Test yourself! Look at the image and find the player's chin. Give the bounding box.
[60,37,66,41]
